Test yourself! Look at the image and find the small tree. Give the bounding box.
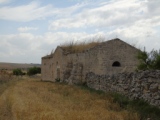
[27,67,41,76]
[137,49,160,70]
[13,69,23,76]
[150,50,160,69]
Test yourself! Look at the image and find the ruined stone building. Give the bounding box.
[41,38,139,84]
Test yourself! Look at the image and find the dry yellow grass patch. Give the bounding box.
[0,77,140,120]
[60,40,103,54]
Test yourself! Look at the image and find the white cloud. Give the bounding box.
[49,0,147,30]
[146,0,160,16]
[48,0,160,52]
[18,27,38,32]
[49,0,160,31]
[0,2,55,22]
[0,33,44,63]
[0,0,160,63]
[0,29,160,63]
[0,0,10,4]
[0,1,86,22]
[0,31,106,63]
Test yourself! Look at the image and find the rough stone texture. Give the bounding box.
[41,47,64,81]
[86,70,160,108]
[41,38,139,83]
[41,38,160,107]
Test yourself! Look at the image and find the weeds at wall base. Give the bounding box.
[110,93,160,120]
[55,78,60,82]
[78,85,105,95]
[77,84,160,120]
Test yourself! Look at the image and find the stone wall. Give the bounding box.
[42,47,66,82]
[62,39,139,84]
[86,70,160,108]
[42,38,139,83]
[41,56,53,81]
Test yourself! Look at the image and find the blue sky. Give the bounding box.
[0,0,160,63]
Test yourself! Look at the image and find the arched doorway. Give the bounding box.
[112,61,121,67]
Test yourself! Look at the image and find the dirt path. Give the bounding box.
[0,77,139,120]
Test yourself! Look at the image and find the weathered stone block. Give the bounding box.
[144,83,150,91]
[123,86,129,90]
[150,84,158,92]
[154,95,160,100]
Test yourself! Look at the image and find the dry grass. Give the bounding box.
[0,70,13,81]
[0,77,140,120]
[60,38,104,54]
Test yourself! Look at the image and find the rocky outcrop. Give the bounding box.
[86,70,160,108]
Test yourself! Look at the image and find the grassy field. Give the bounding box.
[0,77,141,120]
[0,62,40,70]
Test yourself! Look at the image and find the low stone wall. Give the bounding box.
[86,70,160,108]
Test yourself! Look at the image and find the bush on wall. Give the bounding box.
[137,49,160,70]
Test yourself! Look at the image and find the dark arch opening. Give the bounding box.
[112,61,121,67]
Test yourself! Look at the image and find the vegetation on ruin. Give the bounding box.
[137,49,160,70]
[60,37,105,53]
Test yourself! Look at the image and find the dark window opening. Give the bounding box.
[112,61,121,67]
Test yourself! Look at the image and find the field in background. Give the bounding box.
[0,62,41,70]
[0,77,139,120]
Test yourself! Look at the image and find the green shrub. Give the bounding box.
[78,85,160,120]
[78,85,105,95]
[137,49,160,70]
[13,69,23,76]
[27,67,41,76]
[55,78,60,82]
[111,92,160,120]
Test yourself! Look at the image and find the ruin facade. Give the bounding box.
[41,38,139,84]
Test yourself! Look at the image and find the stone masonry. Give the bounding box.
[42,38,139,83]
[41,38,160,108]
[86,70,160,108]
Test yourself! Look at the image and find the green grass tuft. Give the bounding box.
[111,92,160,120]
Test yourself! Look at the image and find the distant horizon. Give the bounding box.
[0,62,41,64]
